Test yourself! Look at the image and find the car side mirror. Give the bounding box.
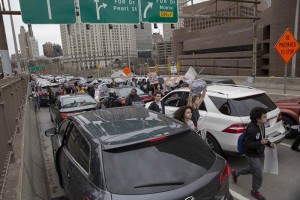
[45,128,57,137]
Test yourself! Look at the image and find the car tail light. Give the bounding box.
[39,92,46,96]
[222,123,247,134]
[149,136,168,143]
[220,162,230,184]
[82,195,90,200]
[59,89,64,94]
[118,99,126,105]
[60,113,72,120]
[277,112,282,122]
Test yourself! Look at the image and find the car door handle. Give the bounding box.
[65,170,71,179]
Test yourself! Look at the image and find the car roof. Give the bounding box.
[72,107,190,150]
[175,84,265,99]
[59,94,92,100]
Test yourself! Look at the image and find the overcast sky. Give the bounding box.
[3,0,207,56]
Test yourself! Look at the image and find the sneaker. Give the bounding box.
[231,170,238,184]
[251,190,266,200]
[291,145,300,152]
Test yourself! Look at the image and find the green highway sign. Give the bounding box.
[19,0,76,24]
[79,0,139,24]
[28,66,46,73]
[141,0,178,23]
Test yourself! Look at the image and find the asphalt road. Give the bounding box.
[37,107,300,200]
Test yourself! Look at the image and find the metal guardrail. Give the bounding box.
[0,76,29,198]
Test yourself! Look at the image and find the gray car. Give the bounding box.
[45,107,233,200]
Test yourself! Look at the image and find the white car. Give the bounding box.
[146,85,286,155]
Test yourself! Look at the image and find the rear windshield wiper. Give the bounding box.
[134,181,184,188]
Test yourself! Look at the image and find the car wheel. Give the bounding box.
[206,133,223,155]
[283,116,297,139]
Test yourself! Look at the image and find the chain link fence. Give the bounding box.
[0,76,29,198]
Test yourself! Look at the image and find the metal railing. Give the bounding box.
[0,76,29,198]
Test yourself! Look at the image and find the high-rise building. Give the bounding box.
[135,24,152,51]
[43,42,63,58]
[60,22,137,69]
[163,0,187,41]
[152,33,163,63]
[18,26,39,60]
[157,41,172,64]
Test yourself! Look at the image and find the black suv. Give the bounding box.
[45,107,232,200]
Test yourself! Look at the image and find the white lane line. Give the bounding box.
[280,143,292,148]
[229,189,250,200]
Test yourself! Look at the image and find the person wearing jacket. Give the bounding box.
[125,88,141,106]
[148,92,165,114]
[231,107,276,200]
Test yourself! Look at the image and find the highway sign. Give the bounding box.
[141,0,178,23]
[19,0,76,24]
[79,0,139,24]
[171,65,177,73]
[275,28,300,64]
[28,66,46,73]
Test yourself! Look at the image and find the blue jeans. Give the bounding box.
[34,97,40,111]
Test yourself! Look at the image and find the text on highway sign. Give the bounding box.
[274,28,300,64]
[141,0,178,23]
[79,0,140,24]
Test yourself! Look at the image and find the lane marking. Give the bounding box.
[229,189,250,200]
[280,143,292,148]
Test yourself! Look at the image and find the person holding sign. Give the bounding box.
[231,107,276,200]
[125,88,142,106]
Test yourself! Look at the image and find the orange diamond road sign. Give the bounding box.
[275,28,300,64]
[123,66,131,76]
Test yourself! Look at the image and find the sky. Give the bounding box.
[2,0,207,56]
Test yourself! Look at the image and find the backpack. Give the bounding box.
[237,125,251,154]
[237,132,246,154]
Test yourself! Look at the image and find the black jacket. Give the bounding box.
[148,101,165,114]
[244,122,272,158]
[125,95,141,106]
[191,108,200,128]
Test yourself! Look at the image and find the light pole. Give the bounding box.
[291,0,300,77]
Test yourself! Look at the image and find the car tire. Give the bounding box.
[283,116,297,139]
[206,133,223,155]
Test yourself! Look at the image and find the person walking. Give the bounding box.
[291,133,300,152]
[88,84,96,98]
[46,86,54,105]
[64,83,75,95]
[32,86,41,111]
[125,88,141,106]
[148,92,165,114]
[77,85,85,94]
[173,106,195,130]
[231,107,276,200]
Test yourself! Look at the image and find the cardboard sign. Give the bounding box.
[148,72,158,85]
[184,67,197,80]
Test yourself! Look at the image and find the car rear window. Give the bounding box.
[209,93,277,117]
[102,131,215,195]
[62,96,96,108]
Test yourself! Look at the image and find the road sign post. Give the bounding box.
[19,0,76,24]
[274,28,300,94]
[79,0,139,23]
[141,0,178,23]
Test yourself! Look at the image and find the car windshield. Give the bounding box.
[116,88,144,98]
[102,131,215,195]
[61,95,96,108]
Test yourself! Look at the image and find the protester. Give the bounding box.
[148,92,165,114]
[140,79,149,94]
[231,107,276,200]
[77,85,85,94]
[46,86,54,104]
[153,83,164,96]
[88,84,96,98]
[173,106,195,130]
[32,86,41,111]
[125,88,141,106]
[64,83,75,94]
[187,89,206,129]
